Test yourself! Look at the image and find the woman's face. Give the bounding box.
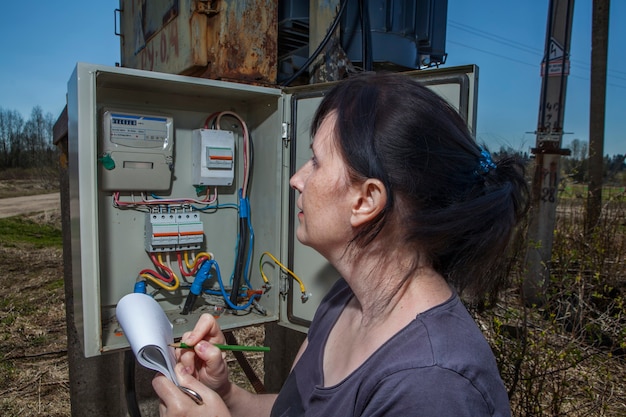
[289,113,358,258]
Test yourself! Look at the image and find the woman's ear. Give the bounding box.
[350,179,387,227]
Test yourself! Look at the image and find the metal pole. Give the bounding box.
[585,0,610,234]
[523,0,575,305]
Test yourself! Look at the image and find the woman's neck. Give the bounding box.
[333,243,452,328]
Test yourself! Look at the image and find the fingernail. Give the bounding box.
[196,340,210,353]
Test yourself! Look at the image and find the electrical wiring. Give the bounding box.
[228,197,255,288]
[195,202,239,213]
[243,207,255,288]
[259,251,308,302]
[178,251,213,277]
[112,187,218,209]
[137,252,182,291]
[139,270,180,291]
[201,111,254,310]
[194,259,260,311]
[280,0,349,86]
[230,201,250,307]
[121,109,257,314]
[147,188,218,205]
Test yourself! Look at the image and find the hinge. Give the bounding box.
[281,122,290,148]
[195,0,219,16]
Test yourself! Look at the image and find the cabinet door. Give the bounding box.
[281,65,478,331]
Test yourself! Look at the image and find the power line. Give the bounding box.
[448,21,626,88]
[448,20,542,57]
[447,39,537,69]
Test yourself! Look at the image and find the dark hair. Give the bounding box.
[312,72,529,299]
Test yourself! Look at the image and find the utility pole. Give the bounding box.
[523,0,575,305]
[585,0,610,234]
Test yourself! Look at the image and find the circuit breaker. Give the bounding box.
[191,129,235,186]
[66,63,477,357]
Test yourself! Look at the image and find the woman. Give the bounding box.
[153,72,528,416]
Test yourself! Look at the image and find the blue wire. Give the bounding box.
[203,259,258,310]
[197,203,239,211]
[243,202,255,288]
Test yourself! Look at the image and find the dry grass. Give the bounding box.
[0,179,59,199]
[0,212,68,416]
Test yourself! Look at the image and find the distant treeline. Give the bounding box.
[0,106,56,170]
[1,105,624,185]
[494,140,625,186]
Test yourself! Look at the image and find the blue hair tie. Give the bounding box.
[475,149,497,176]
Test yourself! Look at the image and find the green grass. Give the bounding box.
[560,183,625,200]
[0,217,62,248]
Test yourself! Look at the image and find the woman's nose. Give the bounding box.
[289,171,300,191]
[289,163,307,191]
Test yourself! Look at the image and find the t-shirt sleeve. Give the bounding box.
[359,366,502,417]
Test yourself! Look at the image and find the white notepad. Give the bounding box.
[116,292,179,385]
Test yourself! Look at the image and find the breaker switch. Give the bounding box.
[192,129,235,186]
[207,147,233,169]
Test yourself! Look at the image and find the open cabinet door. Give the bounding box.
[280,65,479,331]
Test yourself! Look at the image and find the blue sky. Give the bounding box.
[0,0,623,156]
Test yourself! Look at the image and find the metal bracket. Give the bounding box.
[196,0,219,16]
[281,122,290,148]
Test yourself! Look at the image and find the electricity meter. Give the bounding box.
[99,110,174,191]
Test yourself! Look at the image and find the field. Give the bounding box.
[0,177,624,416]
[0,204,68,415]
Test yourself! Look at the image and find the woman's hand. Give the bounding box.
[153,362,231,417]
[177,313,232,397]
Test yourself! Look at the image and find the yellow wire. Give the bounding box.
[152,253,181,291]
[259,251,306,294]
[184,251,194,270]
[140,272,180,291]
[184,251,214,270]
[195,251,214,266]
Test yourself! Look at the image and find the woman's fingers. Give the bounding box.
[193,341,231,393]
[152,365,231,417]
[182,314,226,346]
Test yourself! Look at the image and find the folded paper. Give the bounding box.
[116,293,178,385]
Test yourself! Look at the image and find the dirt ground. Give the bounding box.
[0,193,60,219]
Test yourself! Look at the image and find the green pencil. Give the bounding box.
[169,342,270,352]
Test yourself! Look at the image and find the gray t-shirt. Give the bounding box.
[271,278,511,417]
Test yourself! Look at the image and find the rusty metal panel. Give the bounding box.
[119,0,277,84]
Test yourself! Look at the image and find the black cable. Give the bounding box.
[230,215,249,307]
[359,0,373,71]
[124,350,142,417]
[280,0,349,86]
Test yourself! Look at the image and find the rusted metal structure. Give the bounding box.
[117,0,278,84]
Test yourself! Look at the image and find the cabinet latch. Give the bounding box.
[281,122,290,148]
